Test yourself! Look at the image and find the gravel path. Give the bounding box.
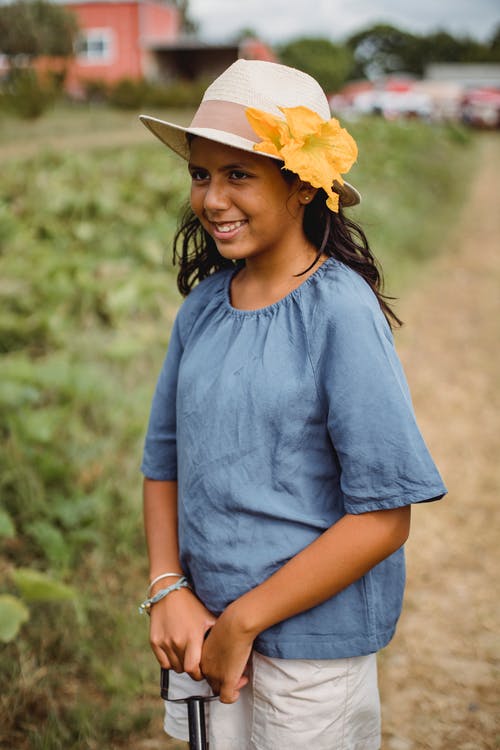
[380,133,500,750]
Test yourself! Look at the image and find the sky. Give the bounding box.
[188,0,500,44]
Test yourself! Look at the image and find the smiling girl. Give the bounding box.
[139,60,446,750]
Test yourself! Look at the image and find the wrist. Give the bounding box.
[139,576,191,615]
[148,571,184,595]
[224,595,263,640]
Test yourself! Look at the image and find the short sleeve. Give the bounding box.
[141,313,183,481]
[312,290,447,514]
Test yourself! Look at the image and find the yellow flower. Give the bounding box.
[245,105,357,212]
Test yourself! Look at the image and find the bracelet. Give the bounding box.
[138,576,191,615]
[148,572,184,595]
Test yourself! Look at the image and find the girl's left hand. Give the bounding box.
[200,605,254,704]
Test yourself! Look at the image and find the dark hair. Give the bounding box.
[172,176,402,329]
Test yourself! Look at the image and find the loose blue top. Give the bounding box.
[141,258,446,659]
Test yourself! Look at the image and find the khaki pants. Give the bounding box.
[164,651,381,749]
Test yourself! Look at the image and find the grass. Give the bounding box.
[0,101,193,153]
[0,109,478,748]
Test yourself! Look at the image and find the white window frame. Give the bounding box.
[76,28,115,65]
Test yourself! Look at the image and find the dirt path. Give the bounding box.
[380,133,500,749]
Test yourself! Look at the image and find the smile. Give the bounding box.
[212,220,247,233]
[209,219,248,241]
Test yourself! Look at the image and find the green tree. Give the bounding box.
[347,23,499,79]
[489,23,500,59]
[279,37,354,93]
[0,0,78,62]
[0,1,78,117]
[233,27,260,43]
[346,24,422,77]
[172,0,198,34]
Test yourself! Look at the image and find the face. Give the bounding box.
[189,137,308,263]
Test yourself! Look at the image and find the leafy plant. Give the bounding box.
[2,68,57,119]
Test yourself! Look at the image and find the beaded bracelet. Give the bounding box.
[148,572,184,596]
[138,576,191,615]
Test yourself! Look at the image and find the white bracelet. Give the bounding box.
[148,572,184,595]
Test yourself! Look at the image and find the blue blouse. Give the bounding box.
[141,258,446,659]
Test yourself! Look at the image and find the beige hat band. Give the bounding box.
[190,100,260,144]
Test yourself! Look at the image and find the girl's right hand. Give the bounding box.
[149,587,216,680]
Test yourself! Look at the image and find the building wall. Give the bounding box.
[62,1,178,94]
[140,0,179,44]
[426,63,500,89]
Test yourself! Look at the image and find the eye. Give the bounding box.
[190,168,209,181]
[229,170,249,181]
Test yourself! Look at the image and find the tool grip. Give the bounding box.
[187,697,208,750]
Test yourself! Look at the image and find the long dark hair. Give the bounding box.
[172,180,402,329]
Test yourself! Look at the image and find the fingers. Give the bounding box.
[218,682,240,704]
[150,637,184,673]
[204,673,248,704]
[183,640,203,681]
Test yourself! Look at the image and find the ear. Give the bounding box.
[298,182,318,206]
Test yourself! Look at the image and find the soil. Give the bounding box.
[139,134,500,750]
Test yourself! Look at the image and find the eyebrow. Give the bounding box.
[188,161,252,172]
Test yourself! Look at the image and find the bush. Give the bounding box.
[101,75,209,110]
[144,77,209,108]
[2,67,57,119]
[107,77,147,109]
[80,77,108,103]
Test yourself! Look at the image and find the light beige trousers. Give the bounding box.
[164,651,381,750]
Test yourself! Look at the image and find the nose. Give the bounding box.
[203,177,230,213]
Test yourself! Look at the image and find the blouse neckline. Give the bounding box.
[223,256,336,317]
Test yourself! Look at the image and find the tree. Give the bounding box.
[0,0,78,63]
[489,23,500,59]
[0,0,79,118]
[172,0,198,34]
[233,27,261,44]
[347,23,500,79]
[279,38,355,93]
[346,24,422,78]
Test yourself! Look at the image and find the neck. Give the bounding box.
[242,242,323,286]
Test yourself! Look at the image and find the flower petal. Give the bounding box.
[245,108,289,151]
[253,141,282,158]
[318,120,358,173]
[279,106,324,142]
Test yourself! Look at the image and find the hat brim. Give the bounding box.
[140,114,361,208]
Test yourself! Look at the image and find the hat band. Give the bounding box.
[190,100,260,143]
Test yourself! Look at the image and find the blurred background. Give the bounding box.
[1,1,499,748]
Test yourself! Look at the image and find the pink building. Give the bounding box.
[62,0,180,94]
[55,0,276,95]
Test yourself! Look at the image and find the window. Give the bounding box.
[76,29,114,64]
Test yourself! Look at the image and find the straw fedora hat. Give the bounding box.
[140,59,360,208]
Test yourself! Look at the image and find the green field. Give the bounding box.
[0,109,477,748]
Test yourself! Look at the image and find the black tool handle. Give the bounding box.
[187,697,208,750]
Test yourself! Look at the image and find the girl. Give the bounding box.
[139,60,446,749]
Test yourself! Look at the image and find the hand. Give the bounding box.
[200,604,254,704]
[149,587,216,680]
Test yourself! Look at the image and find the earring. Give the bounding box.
[304,196,311,202]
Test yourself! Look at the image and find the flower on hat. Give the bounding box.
[245,106,357,212]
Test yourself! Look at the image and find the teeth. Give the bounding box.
[215,220,245,233]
